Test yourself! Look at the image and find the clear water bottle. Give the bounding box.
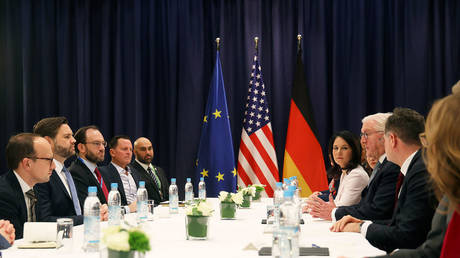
[274,182,284,206]
[283,178,291,191]
[169,178,179,214]
[83,186,100,252]
[289,185,302,223]
[108,183,121,226]
[137,181,148,224]
[279,190,300,257]
[290,176,299,188]
[184,178,194,204]
[198,177,206,200]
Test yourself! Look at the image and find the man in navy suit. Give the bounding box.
[0,133,54,239]
[100,135,139,214]
[34,117,107,225]
[331,108,437,253]
[306,113,400,222]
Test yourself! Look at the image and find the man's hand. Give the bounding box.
[128,200,137,213]
[330,215,362,232]
[306,193,336,220]
[0,219,15,244]
[100,204,109,221]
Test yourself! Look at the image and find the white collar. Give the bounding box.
[378,154,386,164]
[80,157,97,173]
[400,150,418,176]
[135,159,152,171]
[53,159,64,174]
[13,170,32,194]
[111,162,130,175]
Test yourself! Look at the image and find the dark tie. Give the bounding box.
[25,189,37,222]
[63,166,82,215]
[94,167,109,200]
[394,172,405,208]
[147,167,163,199]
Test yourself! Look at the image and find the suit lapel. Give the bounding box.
[51,170,72,200]
[6,172,28,223]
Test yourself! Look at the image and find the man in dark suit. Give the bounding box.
[306,113,400,222]
[68,125,109,219]
[100,135,139,213]
[33,117,107,225]
[0,133,54,239]
[331,108,437,253]
[130,137,169,204]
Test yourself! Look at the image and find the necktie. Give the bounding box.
[62,166,82,215]
[94,167,109,200]
[394,172,405,209]
[147,167,163,199]
[25,189,37,222]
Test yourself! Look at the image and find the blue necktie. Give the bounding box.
[63,166,82,215]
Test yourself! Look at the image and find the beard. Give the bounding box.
[86,150,104,164]
[137,155,152,164]
[54,142,75,159]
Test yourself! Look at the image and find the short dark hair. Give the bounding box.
[6,133,40,170]
[385,107,425,146]
[109,135,131,149]
[74,125,100,153]
[328,130,362,171]
[33,116,69,139]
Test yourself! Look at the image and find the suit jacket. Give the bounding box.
[0,234,10,249]
[366,150,438,253]
[0,171,29,239]
[130,160,169,203]
[335,158,400,220]
[69,158,108,208]
[34,169,83,225]
[99,163,140,206]
[373,196,452,258]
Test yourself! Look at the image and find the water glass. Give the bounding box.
[147,200,155,221]
[56,218,73,250]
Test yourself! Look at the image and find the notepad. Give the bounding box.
[17,241,62,249]
[258,246,329,256]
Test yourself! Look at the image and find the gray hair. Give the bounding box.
[362,113,392,132]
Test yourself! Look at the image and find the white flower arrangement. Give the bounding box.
[239,185,256,197]
[218,191,244,205]
[185,199,214,217]
[102,225,150,253]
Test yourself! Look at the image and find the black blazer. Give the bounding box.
[34,169,83,225]
[0,171,29,239]
[366,150,438,253]
[99,163,140,206]
[335,158,400,220]
[69,158,108,208]
[130,160,169,203]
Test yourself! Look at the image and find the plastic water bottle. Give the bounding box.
[137,181,148,224]
[198,177,206,200]
[289,185,302,222]
[290,176,299,188]
[279,190,300,257]
[283,178,291,191]
[274,182,284,206]
[169,178,179,214]
[83,186,100,252]
[184,178,194,204]
[108,183,121,226]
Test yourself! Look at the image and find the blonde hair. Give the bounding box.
[452,80,460,95]
[425,93,460,212]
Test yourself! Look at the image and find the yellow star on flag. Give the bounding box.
[216,172,224,181]
[200,169,209,177]
[212,109,222,119]
[231,168,237,177]
[203,115,208,123]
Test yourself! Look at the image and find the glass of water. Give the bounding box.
[56,218,73,250]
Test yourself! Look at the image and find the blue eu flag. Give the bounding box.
[195,51,236,197]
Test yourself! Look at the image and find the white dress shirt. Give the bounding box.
[111,162,137,204]
[13,171,33,221]
[334,165,369,207]
[54,159,71,197]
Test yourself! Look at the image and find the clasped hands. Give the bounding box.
[0,219,15,244]
[302,192,336,220]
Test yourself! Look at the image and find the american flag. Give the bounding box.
[237,53,279,197]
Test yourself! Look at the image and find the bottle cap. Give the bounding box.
[111,183,118,189]
[200,177,204,181]
[139,181,145,187]
[88,186,97,193]
[276,182,283,188]
[187,178,191,183]
[171,178,176,183]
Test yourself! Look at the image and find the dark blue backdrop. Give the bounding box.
[1,0,459,194]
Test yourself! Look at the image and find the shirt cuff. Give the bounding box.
[124,206,131,214]
[331,208,337,222]
[360,220,372,237]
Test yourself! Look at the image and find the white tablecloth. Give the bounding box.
[3,198,386,258]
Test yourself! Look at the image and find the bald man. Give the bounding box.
[130,137,169,203]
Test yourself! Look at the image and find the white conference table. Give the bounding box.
[3,198,386,258]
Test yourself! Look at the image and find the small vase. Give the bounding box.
[107,248,135,258]
[240,195,252,208]
[220,202,236,219]
[185,215,209,240]
[253,190,262,201]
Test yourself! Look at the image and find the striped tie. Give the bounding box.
[25,189,37,222]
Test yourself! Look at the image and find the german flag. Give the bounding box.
[283,40,328,197]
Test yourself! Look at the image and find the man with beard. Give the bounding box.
[69,125,110,210]
[130,137,169,204]
[33,117,108,225]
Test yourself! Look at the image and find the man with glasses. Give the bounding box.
[0,133,54,239]
[33,117,108,225]
[69,125,110,211]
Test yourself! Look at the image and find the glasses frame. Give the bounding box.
[85,141,107,147]
[27,156,54,166]
[360,131,383,140]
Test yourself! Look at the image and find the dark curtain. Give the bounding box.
[1,0,459,195]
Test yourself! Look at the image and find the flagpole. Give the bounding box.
[216,37,220,51]
[297,34,302,51]
[254,37,259,52]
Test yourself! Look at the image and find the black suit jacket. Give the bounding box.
[335,158,400,220]
[130,160,169,203]
[34,169,83,225]
[366,150,438,253]
[99,163,140,206]
[0,171,29,239]
[69,158,108,208]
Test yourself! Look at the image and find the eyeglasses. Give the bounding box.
[360,131,383,139]
[85,141,107,147]
[419,133,428,147]
[28,156,54,166]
